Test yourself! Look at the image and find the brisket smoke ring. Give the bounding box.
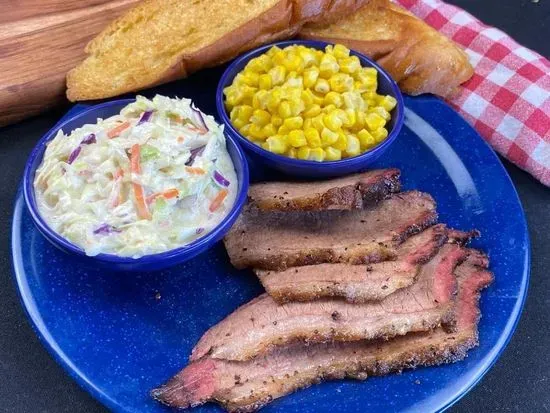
[256,224,449,303]
[152,258,493,412]
[191,244,463,362]
[152,169,493,412]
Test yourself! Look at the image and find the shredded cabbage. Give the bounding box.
[34,95,238,258]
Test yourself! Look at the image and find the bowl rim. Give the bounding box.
[23,98,250,264]
[216,39,404,168]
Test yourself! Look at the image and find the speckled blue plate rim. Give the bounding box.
[10,96,530,413]
[11,100,136,409]
[11,190,130,411]
[419,114,530,413]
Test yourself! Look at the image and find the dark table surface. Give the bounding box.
[1,1,549,412]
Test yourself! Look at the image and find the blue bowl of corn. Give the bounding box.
[216,40,404,178]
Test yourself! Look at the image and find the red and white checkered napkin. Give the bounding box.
[397,0,550,186]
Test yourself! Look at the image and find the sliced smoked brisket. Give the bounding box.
[256,224,448,303]
[191,244,464,362]
[224,191,437,271]
[248,169,401,212]
[151,255,492,412]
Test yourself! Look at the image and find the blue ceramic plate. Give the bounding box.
[11,68,529,413]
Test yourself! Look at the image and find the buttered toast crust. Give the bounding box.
[66,0,371,101]
[300,0,473,96]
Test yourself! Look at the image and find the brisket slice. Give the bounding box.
[447,228,481,245]
[255,224,448,304]
[151,257,493,412]
[190,244,464,362]
[248,169,401,212]
[224,191,437,271]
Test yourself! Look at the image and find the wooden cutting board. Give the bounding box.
[0,0,140,126]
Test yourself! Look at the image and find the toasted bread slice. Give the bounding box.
[299,0,473,96]
[67,0,292,101]
[66,0,371,101]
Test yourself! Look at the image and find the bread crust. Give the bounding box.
[66,0,372,101]
[299,0,473,97]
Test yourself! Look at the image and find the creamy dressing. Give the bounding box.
[34,95,238,258]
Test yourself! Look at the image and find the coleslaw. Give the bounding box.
[34,95,238,258]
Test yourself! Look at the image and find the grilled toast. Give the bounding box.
[299,0,473,96]
[66,0,371,101]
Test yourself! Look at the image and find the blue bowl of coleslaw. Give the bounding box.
[23,97,249,272]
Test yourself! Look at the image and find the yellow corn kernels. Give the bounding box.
[342,91,364,111]
[224,43,396,161]
[263,135,287,154]
[358,77,377,92]
[269,66,287,86]
[287,147,297,158]
[303,67,320,88]
[301,90,314,106]
[262,123,277,139]
[339,56,361,74]
[324,91,343,108]
[299,48,318,68]
[241,72,260,87]
[325,146,342,161]
[358,129,376,148]
[354,80,368,94]
[288,130,307,147]
[371,127,389,142]
[297,146,311,160]
[225,87,243,107]
[304,128,321,148]
[303,104,322,118]
[271,115,283,128]
[369,106,391,121]
[314,78,330,94]
[252,90,269,109]
[379,95,398,112]
[249,124,265,140]
[258,74,272,90]
[266,91,281,113]
[238,105,253,123]
[230,106,239,122]
[239,124,251,137]
[321,127,339,146]
[266,46,282,58]
[308,147,325,161]
[232,118,246,130]
[283,53,305,73]
[278,101,292,119]
[289,100,305,117]
[283,116,304,130]
[319,54,339,78]
[365,113,386,131]
[271,49,287,66]
[354,110,366,131]
[286,76,303,89]
[332,44,350,59]
[334,131,348,151]
[278,125,290,135]
[322,104,337,114]
[329,73,354,93]
[343,109,356,128]
[324,111,343,131]
[247,54,272,73]
[345,135,361,157]
[250,109,271,127]
[312,114,325,132]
